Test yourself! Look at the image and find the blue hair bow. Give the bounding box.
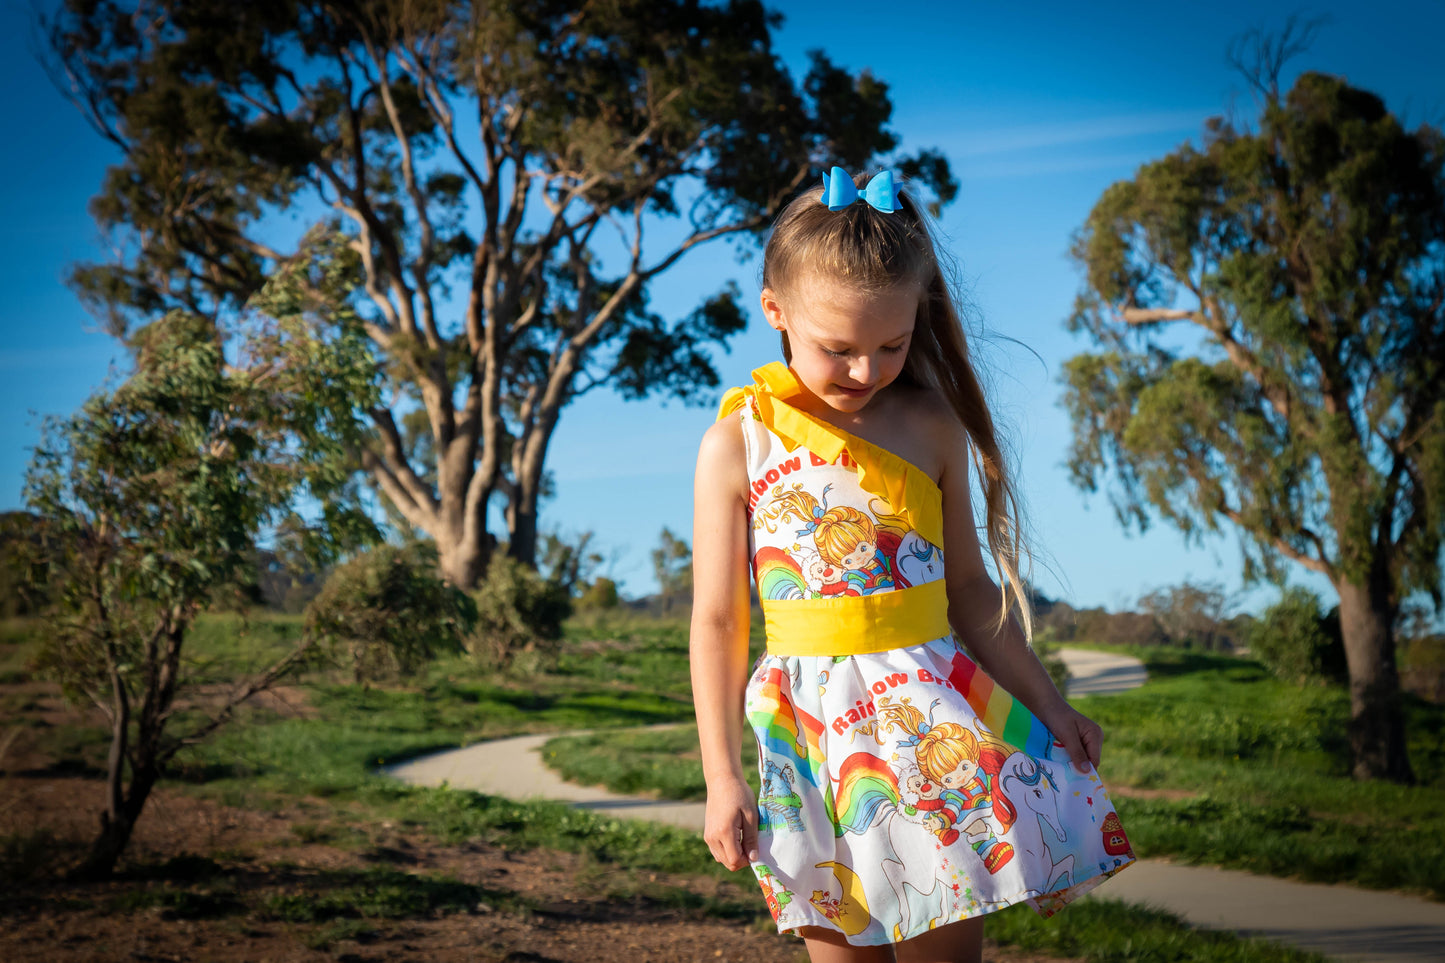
[820,167,902,213]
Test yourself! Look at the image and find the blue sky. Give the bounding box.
[3,1,1442,611]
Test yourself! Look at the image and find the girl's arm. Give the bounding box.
[932,407,1103,772]
[689,415,758,871]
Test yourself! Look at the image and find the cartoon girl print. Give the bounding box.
[754,482,913,594]
[876,698,1017,874]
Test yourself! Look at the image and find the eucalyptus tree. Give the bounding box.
[47,0,955,583]
[1063,63,1444,781]
[20,265,380,878]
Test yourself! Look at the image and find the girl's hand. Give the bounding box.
[704,776,759,872]
[1044,704,1104,773]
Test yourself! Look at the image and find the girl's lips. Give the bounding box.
[835,384,872,397]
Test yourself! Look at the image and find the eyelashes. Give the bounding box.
[824,344,907,359]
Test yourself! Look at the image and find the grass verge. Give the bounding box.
[541,645,1445,900]
[0,614,1421,960]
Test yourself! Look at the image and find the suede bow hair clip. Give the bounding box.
[820,166,903,212]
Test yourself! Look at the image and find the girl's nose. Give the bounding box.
[850,355,877,385]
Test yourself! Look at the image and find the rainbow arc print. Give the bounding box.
[946,650,1055,758]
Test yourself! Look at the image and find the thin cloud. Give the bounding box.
[949,109,1218,157]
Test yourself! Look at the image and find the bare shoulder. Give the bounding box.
[878,383,967,479]
[695,413,748,495]
[918,386,970,441]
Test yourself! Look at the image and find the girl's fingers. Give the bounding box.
[1068,716,1103,771]
[741,806,760,863]
[709,815,745,870]
[1065,733,1090,772]
[1082,719,1103,768]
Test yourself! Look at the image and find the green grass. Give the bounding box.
[256,866,517,922]
[1073,647,1445,899]
[542,724,749,801]
[182,611,310,684]
[987,897,1329,962]
[541,644,1445,900]
[4,611,1433,961]
[169,667,695,801]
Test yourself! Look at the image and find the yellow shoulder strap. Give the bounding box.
[716,385,749,422]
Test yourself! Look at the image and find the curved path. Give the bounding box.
[386,648,1445,963]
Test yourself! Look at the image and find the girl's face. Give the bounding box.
[839,541,877,571]
[939,759,979,791]
[760,277,918,414]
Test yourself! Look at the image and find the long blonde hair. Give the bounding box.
[762,171,1033,637]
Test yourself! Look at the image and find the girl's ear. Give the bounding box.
[760,287,788,332]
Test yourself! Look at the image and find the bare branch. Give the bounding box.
[640,217,766,281]
[1219,503,1334,579]
[360,27,442,350]
[367,407,440,513]
[1120,307,1196,325]
[1225,14,1328,106]
[165,638,318,758]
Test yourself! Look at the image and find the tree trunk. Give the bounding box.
[1335,577,1414,783]
[437,532,490,589]
[507,394,563,569]
[71,764,160,881]
[508,484,540,569]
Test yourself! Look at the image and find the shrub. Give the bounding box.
[576,576,620,611]
[1030,638,1070,692]
[305,543,475,683]
[468,555,572,671]
[1248,586,1347,685]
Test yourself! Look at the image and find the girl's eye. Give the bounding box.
[824,344,906,358]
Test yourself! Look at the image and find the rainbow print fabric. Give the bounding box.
[728,381,1136,947]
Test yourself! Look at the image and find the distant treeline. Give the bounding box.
[5,509,1438,702]
[1032,594,1249,652]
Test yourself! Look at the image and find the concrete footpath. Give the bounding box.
[385,648,1445,963]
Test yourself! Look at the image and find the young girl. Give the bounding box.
[689,168,1135,962]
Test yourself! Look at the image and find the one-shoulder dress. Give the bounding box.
[718,362,1135,946]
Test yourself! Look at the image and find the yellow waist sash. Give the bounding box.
[761,579,952,656]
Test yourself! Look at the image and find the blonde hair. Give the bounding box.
[915,722,978,781]
[875,700,979,779]
[763,172,1033,637]
[755,483,907,567]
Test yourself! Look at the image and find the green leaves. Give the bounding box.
[1063,69,1445,598]
[304,542,476,683]
[47,0,960,570]
[20,297,382,719]
[1063,64,1444,779]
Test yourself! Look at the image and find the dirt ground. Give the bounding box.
[0,681,1075,963]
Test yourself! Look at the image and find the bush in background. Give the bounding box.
[468,555,572,672]
[575,576,620,611]
[305,543,475,683]
[1248,586,1347,686]
[1030,637,1070,692]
